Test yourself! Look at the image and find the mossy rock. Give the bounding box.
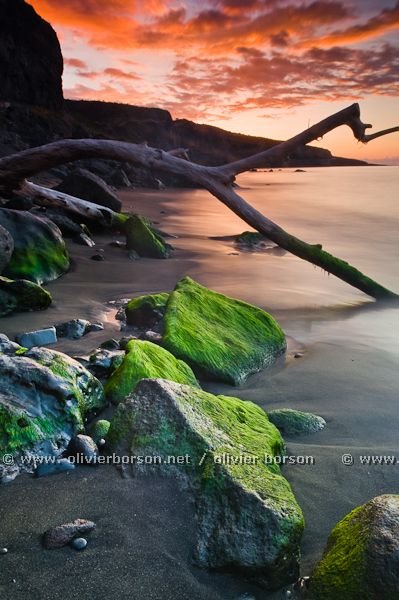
[125,215,170,259]
[125,292,169,327]
[0,208,70,284]
[162,277,286,385]
[0,276,52,317]
[308,495,399,599]
[105,339,198,404]
[90,419,110,443]
[235,231,268,246]
[268,409,326,436]
[0,345,105,463]
[108,379,304,588]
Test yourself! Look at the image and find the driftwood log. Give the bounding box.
[0,103,398,300]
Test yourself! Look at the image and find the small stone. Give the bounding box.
[109,241,125,248]
[56,319,91,340]
[294,352,303,358]
[91,254,104,261]
[0,548,8,555]
[71,537,87,551]
[87,322,104,333]
[100,339,120,350]
[139,331,163,345]
[128,250,140,261]
[16,327,57,349]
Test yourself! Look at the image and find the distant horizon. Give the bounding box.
[30,0,399,162]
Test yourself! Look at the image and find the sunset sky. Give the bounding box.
[30,0,399,162]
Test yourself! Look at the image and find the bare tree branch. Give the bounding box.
[0,103,398,300]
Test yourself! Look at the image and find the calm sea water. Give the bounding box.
[140,166,399,354]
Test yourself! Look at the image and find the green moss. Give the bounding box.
[0,276,52,317]
[268,408,326,435]
[163,277,286,385]
[125,215,170,259]
[125,292,169,326]
[90,419,111,443]
[308,506,369,599]
[105,339,199,404]
[0,405,67,457]
[5,239,69,285]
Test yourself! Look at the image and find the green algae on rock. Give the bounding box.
[0,276,52,317]
[0,208,69,284]
[108,379,304,588]
[0,340,105,468]
[268,409,326,436]
[125,214,170,259]
[125,292,169,327]
[105,339,198,404]
[308,495,399,600]
[163,277,286,385]
[90,419,111,444]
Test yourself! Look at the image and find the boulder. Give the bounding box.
[105,339,198,404]
[66,434,98,463]
[56,168,122,212]
[0,276,52,317]
[268,409,326,436]
[125,292,169,327]
[163,277,286,384]
[108,379,304,588]
[0,343,105,475]
[0,225,14,274]
[0,0,63,109]
[125,215,170,259]
[308,495,399,600]
[55,319,91,340]
[0,209,69,284]
[16,326,57,348]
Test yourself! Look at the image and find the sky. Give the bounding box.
[30,0,399,162]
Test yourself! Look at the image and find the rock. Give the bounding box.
[108,379,304,588]
[87,322,104,333]
[90,419,111,444]
[0,334,20,355]
[0,0,63,109]
[0,548,8,555]
[56,168,122,212]
[0,209,69,285]
[91,254,104,261]
[56,319,91,340]
[125,292,169,327]
[235,231,270,247]
[308,495,399,599]
[66,435,98,463]
[0,225,14,274]
[100,339,120,350]
[163,277,286,385]
[71,537,87,551]
[0,346,105,475]
[125,215,170,259]
[105,339,198,405]
[43,519,95,549]
[35,458,75,478]
[88,348,124,377]
[268,409,326,436]
[16,327,57,348]
[139,330,163,345]
[0,276,52,317]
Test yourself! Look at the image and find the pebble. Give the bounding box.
[0,547,8,555]
[91,254,104,261]
[294,353,303,358]
[71,537,87,551]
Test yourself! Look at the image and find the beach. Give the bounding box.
[1,166,399,599]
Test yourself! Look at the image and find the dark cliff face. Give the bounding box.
[0,0,63,109]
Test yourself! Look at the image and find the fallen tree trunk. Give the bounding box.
[0,103,397,300]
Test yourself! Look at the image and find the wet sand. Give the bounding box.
[1,169,399,598]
